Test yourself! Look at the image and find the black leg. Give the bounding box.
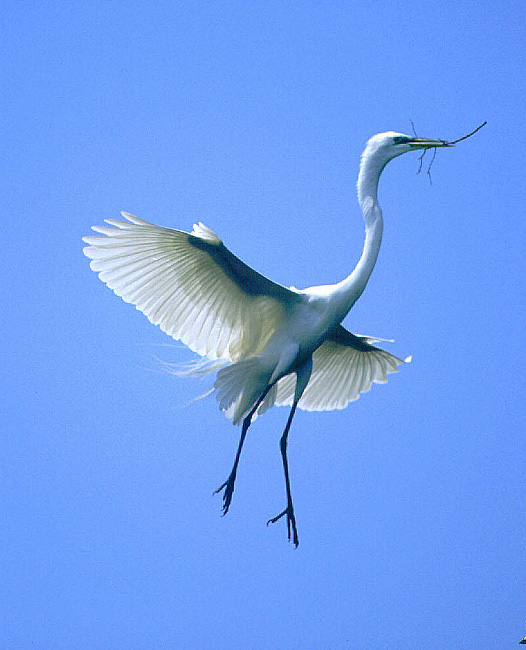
[214,386,271,515]
[213,413,250,515]
[267,402,300,547]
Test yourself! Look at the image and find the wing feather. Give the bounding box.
[275,325,409,411]
[83,212,301,361]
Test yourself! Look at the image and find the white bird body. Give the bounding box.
[83,130,452,546]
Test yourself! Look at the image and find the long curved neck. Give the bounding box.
[331,150,385,318]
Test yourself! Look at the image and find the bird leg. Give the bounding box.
[214,386,271,515]
[213,416,250,515]
[267,402,299,547]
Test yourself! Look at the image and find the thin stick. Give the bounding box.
[417,149,425,174]
[417,121,486,181]
[410,121,426,175]
[445,121,487,145]
[413,120,486,183]
[426,147,437,184]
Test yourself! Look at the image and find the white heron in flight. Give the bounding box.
[83,131,456,547]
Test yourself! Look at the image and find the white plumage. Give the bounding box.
[83,211,406,417]
[83,130,452,546]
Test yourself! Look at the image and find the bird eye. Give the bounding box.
[392,136,411,145]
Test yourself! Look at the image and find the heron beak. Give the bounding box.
[408,138,453,149]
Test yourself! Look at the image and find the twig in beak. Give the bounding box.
[444,121,487,145]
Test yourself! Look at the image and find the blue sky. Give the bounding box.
[2,1,525,648]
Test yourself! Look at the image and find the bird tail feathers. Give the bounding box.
[214,358,276,425]
[160,355,277,424]
[160,356,228,379]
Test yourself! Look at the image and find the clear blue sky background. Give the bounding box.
[2,2,525,649]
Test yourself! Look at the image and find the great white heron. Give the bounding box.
[83,125,483,546]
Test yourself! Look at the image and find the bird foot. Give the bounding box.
[213,475,236,515]
[267,506,299,547]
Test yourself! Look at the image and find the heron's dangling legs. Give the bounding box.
[266,358,311,548]
[267,401,300,547]
[214,386,271,515]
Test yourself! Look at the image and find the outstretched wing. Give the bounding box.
[83,212,301,361]
[275,325,409,411]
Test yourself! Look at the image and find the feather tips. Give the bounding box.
[275,331,408,412]
[83,212,296,362]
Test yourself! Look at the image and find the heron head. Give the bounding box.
[365,131,452,166]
